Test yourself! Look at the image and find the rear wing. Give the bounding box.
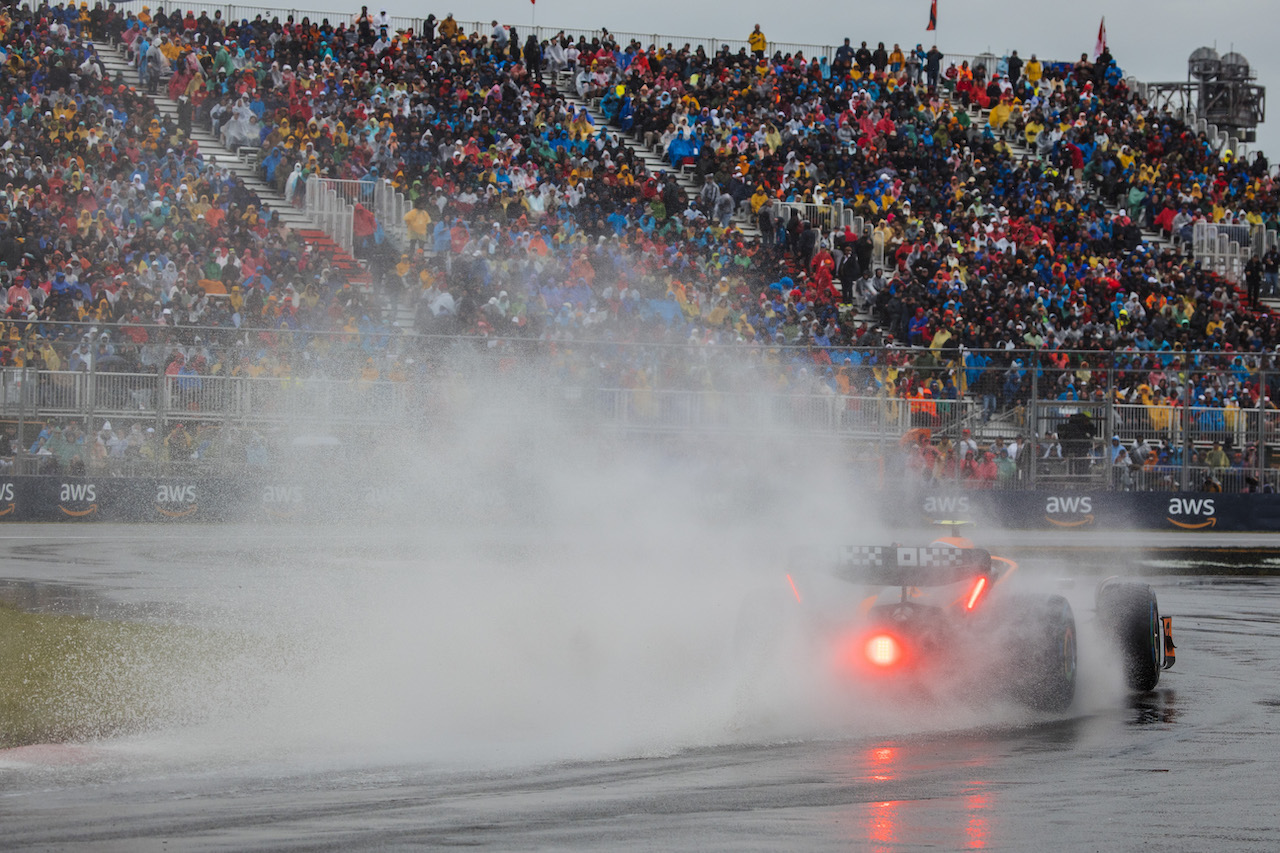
[827,545,992,587]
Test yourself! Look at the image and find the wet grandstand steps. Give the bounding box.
[292,229,372,288]
[92,40,314,233]
[553,72,761,240]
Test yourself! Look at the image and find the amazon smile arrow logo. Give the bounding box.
[1045,514,1095,527]
[1167,516,1217,529]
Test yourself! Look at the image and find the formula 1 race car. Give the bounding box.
[742,541,1176,711]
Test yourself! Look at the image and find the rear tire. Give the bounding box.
[1003,594,1077,712]
[1097,581,1162,692]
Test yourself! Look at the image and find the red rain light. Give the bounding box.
[865,633,902,667]
[965,576,988,611]
[786,573,803,603]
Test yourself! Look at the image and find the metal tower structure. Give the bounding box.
[1143,47,1265,143]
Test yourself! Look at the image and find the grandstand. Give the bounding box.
[1,3,1279,493]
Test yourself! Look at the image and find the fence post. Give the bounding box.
[1029,349,1038,490]
[16,367,26,475]
[155,364,167,475]
[1105,357,1116,475]
[1259,368,1268,484]
[1181,393,1191,492]
[87,347,97,433]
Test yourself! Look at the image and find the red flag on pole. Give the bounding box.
[927,0,937,31]
[1094,16,1106,58]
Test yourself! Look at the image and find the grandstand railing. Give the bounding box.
[300,175,411,251]
[303,175,355,252]
[770,201,872,258]
[1193,222,1250,282]
[296,174,407,251]
[2,368,968,441]
[373,179,412,250]
[586,388,974,438]
[770,200,860,234]
[143,5,1060,73]
[1253,224,1280,257]
[0,369,410,428]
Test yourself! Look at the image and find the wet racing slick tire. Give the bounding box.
[1003,594,1078,712]
[1097,581,1162,692]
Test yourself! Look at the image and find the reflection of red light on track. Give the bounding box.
[868,745,897,782]
[865,633,902,667]
[965,576,988,611]
[786,573,802,603]
[965,791,991,849]
[866,800,899,847]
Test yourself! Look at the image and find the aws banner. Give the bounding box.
[0,477,378,522]
[0,478,244,522]
[905,490,1280,532]
[0,477,1275,530]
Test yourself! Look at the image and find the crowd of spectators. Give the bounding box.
[6,3,1280,487]
[0,0,416,372]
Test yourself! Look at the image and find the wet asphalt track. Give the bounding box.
[1,526,1279,851]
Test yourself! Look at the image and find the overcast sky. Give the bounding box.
[373,0,1279,158]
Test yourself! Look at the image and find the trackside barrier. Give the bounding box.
[2,476,1280,529]
[902,489,1280,531]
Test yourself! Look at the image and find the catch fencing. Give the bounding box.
[7,325,1280,492]
[0,367,409,430]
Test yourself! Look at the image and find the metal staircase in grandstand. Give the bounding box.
[951,87,1280,311]
[91,39,395,320]
[550,74,886,325]
[946,87,1178,253]
[552,71,762,240]
[91,39,312,230]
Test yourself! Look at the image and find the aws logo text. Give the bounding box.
[262,485,303,519]
[262,486,303,503]
[61,483,96,502]
[1046,496,1092,514]
[0,482,14,516]
[156,484,198,518]
[58,483,98,517]
[923,496,969,514]
[1044,496,1095,527]
[156,485,197,503]
[1167,497,1216,529]
[1168,498,1215,516]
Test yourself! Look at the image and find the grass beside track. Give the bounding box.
[0,603,220,749]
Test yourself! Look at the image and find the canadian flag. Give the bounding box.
[1094,17,1106,58]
